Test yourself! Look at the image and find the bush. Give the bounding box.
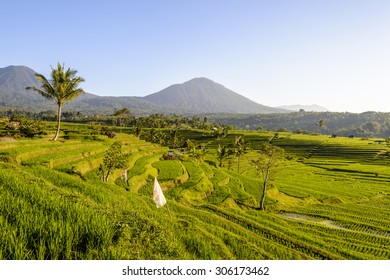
[99,141,129,182]
[5,117,45,138]
[105,131,116,138]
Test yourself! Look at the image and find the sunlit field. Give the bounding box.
[0,121,389,259]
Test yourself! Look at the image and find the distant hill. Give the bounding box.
[144,77,286,114]
[0,66,40,93]
[73,94,164,115]
[0,66,170,114]
[0,66,288,115]
[277,104,329,112]
[0,65,54,110]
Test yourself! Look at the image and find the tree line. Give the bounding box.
[2,62,390,139]
[207,111,390,138]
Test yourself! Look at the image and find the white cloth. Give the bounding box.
[153,177,167,208]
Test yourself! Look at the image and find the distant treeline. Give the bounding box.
[207,111,390,138]
[2,109,390,138]
[0,109,226,131]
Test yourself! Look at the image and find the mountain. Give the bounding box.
[73,94,164,115]
[0,66,40,92]
[0,65,53,110]
[277,104,329,112]
[144,77,286,114]
[0,66,160,114]
[0,66,287,115]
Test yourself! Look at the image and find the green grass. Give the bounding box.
[153,160,183,181]
[0,124,389,260]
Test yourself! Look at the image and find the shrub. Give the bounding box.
[99,141,129,182]
[5,117,45,138]
[105,131,116,138]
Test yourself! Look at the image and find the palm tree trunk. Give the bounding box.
[53,104,62,141]
[105,167,111,182]
[260,169,269,210]
[260,181,267,210]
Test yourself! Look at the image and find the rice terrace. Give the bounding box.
[0,117,389,260]
[3,0,390,269]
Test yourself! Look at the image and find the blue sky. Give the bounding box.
[2,0,390,112]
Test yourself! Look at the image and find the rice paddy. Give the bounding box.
[0,123,389,259]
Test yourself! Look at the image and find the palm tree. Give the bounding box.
[168,129,181,149]
[26,63,85,141]
[316,119,326,135]
[185,139,196,156]
[233,135,249,173]
[114,108,131,133]
[216,144,232,167]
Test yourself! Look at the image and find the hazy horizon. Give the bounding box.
[1,0,389,113]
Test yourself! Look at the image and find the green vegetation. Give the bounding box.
[252,143,284,210]
[233,135,249,173]
[0,120,389,260]
[208,111,390,138]
[26,63,85,141]
[99,141,129,182]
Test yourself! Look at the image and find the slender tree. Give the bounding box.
[135,124,143,137]
[316,119,326,135]
[99,141,129,182]
[233,135,249,173]
[194,144,207,163]
[26,63,85,141]
[185,139,196,156]
[216,144,233,167]
[114,108,131,133]
[252,143,284,210]
[168,129,181,149]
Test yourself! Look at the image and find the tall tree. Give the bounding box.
[216,144,233,167]
[114,108,131,133]
[193,144,207,163]
[26,63,85,141]
[233,135,249,173]
[185,139,196,156]
[316,119,326,135]
[168,129,181,149]
[99,141,129,182]
[251,143,284,210]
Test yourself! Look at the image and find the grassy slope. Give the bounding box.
[0,124,389,259]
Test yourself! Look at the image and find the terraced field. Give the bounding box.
[0,124,389,259]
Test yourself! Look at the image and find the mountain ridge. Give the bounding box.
[277,104,329,112]
[0,65,288,115]
[144,77,286,114]
[0,65,53,109]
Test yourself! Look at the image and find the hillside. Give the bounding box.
[0,66,53,110]
[0,66,160,114]
[71,94,163,115]
[0,122,389,260]
[0,66,287,115]
[144,77,286,114]
[208,111,390,138]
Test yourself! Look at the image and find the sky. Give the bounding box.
[1,0,390,113]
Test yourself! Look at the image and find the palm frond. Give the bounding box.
[25,86,55,100]
[25,62,85,141]
[25,73,56,100]
[64,88,85,101]
[27,63,86,102]
[62,75,85,101]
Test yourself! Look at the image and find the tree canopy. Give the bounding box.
[26,63,85,140]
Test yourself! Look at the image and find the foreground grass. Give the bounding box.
[0,124,389,259]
